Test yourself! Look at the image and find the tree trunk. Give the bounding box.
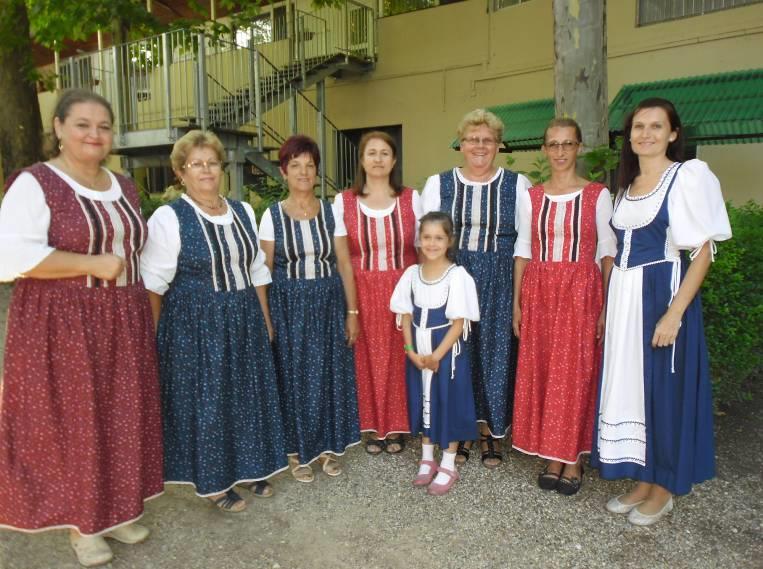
[0,0,44,183]
[552,0,608,150]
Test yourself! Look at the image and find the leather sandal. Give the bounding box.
[320,454,343,477]
[455,440,472,465]
[208,489,247,512]
[479,435,503,469]
[365,438,386,455]
[242,480,274,498]
[384,436,406,454]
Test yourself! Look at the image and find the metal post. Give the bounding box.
[253,48,263,152]
[298,16,306,88]
[70,59,79,88]
[163,33,172,139]
[54,50,61,91]
[316,80,326,199]
[289,95,297,135]
[196,32,209,130]
[228,150,243,201]
[111,46,124,142]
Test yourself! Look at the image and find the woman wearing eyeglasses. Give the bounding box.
[141,130,287,513]
[511,118,616,495]
[421,109,531,469]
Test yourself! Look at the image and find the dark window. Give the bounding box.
[637,0,762,26]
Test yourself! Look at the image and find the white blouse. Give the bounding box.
[514,186,617,261]
[420,167,532,230]
[140,194,271,295]
[332,190,423,244]
[259,202,348,241]
[390,264,480,323]
[0,164,122,282]
[613,159,732,257]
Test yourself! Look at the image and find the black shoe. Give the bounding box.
[556,464,584,496]
[537,464,561,490]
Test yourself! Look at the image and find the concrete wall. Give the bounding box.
[320,0,763,203]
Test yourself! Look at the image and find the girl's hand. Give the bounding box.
[407,351,426,370]
[345,314,359,346]
[512,305,522,338]
[424,354,441,372]
[266,320,274,343]
[89,254,125,281]
[652,311,682,348]
[596,309,605,345]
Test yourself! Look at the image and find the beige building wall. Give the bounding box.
[319,0,763,202]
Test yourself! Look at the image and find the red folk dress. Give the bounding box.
[0,163,164,536]
[337,188,418,438]
[512,182,612,463]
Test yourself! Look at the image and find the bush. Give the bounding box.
[702,201,763,406]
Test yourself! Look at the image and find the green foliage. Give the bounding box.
[509,154,551,186]
[702,201,763,406]
[243,178,287,222]
[581,136,622,183]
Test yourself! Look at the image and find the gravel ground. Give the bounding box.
[0,282,761,569]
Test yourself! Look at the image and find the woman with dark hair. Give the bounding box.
[512,118,616,495]
[0,89,163,566]
[333,131,419,455]
[141,130,287,513]
[259,135,361,483]
[421,109,531,468]
[591,98,731,525]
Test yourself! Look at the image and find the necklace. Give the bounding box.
[187,192,226,213]
[285,197,318,218]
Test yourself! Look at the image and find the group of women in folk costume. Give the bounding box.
[0,88,731,566]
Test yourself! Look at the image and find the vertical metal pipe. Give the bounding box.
[197,32,209,130]
[163,33,172,139]
[298,16,306,88]
[254,49,263,152]
[317,80,326,199]
[289,94,297,135]
[54,49,61,91]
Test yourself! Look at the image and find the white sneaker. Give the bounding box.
[69,533,113,567]
[627,496,674,526]
[104,522,150,544]
[605,493,645,514]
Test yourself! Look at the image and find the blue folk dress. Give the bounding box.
[141,196,287,496]
[260,201,360,466]
[390,265,480,448]
[591,160,732,495]
[421,168,531,436]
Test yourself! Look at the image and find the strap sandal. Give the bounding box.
[383,436,406,454]
[556,464,584,496]
[290,463,315,483]
[413,459,438,487]
[479,434,503,469]
[242,480,274,498]
[537,464,562,491]
[455,440,472,465]
[426,466,460,496]
[208,489,247,513]
[320,454,343,477]
[365,438,386,455]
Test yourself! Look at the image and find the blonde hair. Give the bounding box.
[456,109,504,142]
[170,130,225,173]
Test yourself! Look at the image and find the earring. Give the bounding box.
[180,179,185,186]
[58,142,63,150]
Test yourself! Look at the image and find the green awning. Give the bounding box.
[456,68,763,151]
[608,68,763,145]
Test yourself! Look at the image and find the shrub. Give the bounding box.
[702,201,763,406]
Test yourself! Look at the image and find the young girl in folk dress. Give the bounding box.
[390,212,480,496]
[512,118,616,495]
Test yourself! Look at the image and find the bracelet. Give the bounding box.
[403,344,414,352]
[347,309,359,315]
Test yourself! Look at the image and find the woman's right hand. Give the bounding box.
[512,305,521,338]
[88,254,126,281]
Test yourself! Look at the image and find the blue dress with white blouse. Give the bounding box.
[141,196,288,496]
[590,160,732,495]
[259,201,360,465]
[390,264,480,448]
[422,168,531,437]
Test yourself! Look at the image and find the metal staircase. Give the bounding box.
[58,1,376,197]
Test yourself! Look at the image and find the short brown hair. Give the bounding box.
[542,117,582,145]
[49,89,114,158]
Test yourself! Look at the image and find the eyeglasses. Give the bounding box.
[185,159,224,171]
[545,141,580,152]
[461,137,498,147]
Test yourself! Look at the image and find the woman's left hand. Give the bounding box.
[652,310,682,348]
[345,314,359,346]
[596,309,606,345]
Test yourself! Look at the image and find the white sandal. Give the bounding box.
[104,522,150,544]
